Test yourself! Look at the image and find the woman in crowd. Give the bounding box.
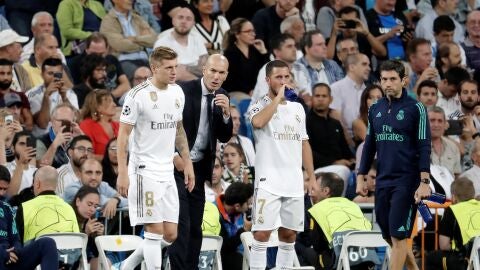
[222,18,269,101]
[222,143,253,184]
[56,0,106,56]
[72,186,104,270]
[351,85,384,144]
[80,90,119,159]
[191,0,230,54]
[101,138,118,189]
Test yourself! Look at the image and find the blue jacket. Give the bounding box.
[0,201,22,261]
[358,90,431,188]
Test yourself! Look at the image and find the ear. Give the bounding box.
[444,120,450,131]
[401,76,408,87]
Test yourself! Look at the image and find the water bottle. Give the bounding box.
[418,201,433,223]
[427,193,446,204]
[284,87,300,102]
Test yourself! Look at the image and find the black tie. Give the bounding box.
[206,93,214,122]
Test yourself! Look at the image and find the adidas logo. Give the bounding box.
[376,112,382,118]
[153,104,159,110]
[397,226,405,232]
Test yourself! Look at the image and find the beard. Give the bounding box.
[0,80,12,90]
[89,77,105,89]
[460,99,477,111]
[72,156,86,168]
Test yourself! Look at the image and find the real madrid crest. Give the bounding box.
[146,209,153,216]
[175,99,180,109]
[257,216,264,224]
[150,91,158,102]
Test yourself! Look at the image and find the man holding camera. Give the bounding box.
[26,57,78,137]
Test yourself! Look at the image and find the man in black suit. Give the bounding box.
[169,54,233,269]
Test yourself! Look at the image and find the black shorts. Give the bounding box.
[375,185,418,240]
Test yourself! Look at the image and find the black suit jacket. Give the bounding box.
[178,79,233,182]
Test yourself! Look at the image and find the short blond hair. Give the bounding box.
[149,46,177,66]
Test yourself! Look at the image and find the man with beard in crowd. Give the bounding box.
[73,54,108,108]
[0,59,33,131]
[56,135,94,197]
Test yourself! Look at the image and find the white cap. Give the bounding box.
[0,29,29,48]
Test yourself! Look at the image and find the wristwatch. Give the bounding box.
[420,178,430,184]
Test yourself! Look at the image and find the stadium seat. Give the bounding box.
[198,235,224,270]
[240,231,314,270]
[95,235,145,270]
[37,232,89,270]
[336,231,390,270]
[468,236,480,270]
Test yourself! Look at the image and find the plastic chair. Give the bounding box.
[95,235,145,270]
[468,236,480,270]
[199,235,224,270]
[37,232,89,270]
[336,231,390,270]
[240,231,314,270]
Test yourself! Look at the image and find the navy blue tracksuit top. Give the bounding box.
[358,89,431,188]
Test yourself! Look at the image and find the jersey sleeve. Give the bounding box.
[298,103,309,140]
[415,102,431,173]
[176,87,185,122]
[248,97,266,123]
[120,92,141,126]
[358,104,377,175]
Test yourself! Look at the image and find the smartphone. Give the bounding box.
[26,136,36,148]
[53,72,63,81]
[95,207,105,223]
[400,27,414,40]
[245,208,252,221]
[4,115,13,125]
[445,120,463,136]
[341,19,357,29]
[61,120,72,133]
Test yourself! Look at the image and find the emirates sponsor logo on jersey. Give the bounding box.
[273,125,301,141]
[151,113,177,130]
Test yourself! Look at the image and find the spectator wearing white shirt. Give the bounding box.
[460,139,480,197]
[330,53,370,137]
[154,7,208,81]
[26,58,78,137]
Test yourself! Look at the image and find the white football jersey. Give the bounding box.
[120,79,185,180]
[248,95,308,197]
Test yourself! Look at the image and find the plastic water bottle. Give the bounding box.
[284,87,300,102]
[427,193,446,204]
[418,201,433,223]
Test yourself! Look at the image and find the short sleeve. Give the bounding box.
[248,98,266,123]
[298,104,309,140]
[176,87,185,121]
[120,92,141,126]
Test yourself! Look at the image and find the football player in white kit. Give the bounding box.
[248,60,316,270]
[116,47,195,270]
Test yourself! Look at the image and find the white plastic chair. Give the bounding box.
[37,232,89,270]
[468,236,480,270]
[240,231,314,270]
[95,235,146,270]
[199,235,224,270]
[336,231,390,270]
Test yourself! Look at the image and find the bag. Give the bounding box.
[426,250,468,270]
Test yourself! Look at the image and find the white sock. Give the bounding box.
[276,241,295,269]
[250,239,268,270]
[143,232,163,270]
[121,241,144,270]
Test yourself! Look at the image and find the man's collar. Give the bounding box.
[37,190,56,196]
[201,78,215,96]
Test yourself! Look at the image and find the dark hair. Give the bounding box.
[223,17,250,50]
[435,42,457,74]
[433,15,455,34]
[41,57,63,73]
[359,85,384,125]
[86,32,108,49]
[431,0,439,8]
[444,67,471,93]
[265,60,289,77]
[0,165,11,183]
[311,82,332,96]
[12,130,34,148]
[190,0,219,22]
[0,58,13,67]
[458,79,478,92]
[215,155,224,168]
[338,6,359,18]
[224,142,247,164]
[71,185,100,221]
[68,135,92,151]
[379,60,406,79]
[417,80,438,96]
[406,38,430,60]
[301,30,322,55]
[451,177,475,202]
[319,172,344,197]
[101,137,118,188]
[224,182,253,205]
[270,33,295,52]
[80,54,107,82]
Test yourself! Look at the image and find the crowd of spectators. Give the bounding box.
[0,0,480,269]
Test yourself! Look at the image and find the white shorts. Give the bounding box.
[128,174,179,226]
[251,187,304,232]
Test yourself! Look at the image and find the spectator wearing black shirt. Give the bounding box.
[73,54,108,108]
[101,137,118,189]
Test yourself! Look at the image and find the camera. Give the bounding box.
[445,120,463,136]
[341,19,357,29]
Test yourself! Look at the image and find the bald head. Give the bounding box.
[34,166,58,195]
[202,54,229,92]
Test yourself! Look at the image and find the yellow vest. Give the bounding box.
[450,199,480,245]
[22,194,79,243]
[202,201,221,236]
[308,197,372,243]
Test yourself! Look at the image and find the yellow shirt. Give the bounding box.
[21,61,43,88]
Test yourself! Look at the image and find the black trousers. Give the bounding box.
[169,159,209,270]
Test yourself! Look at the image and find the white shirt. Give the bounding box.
[6,160,36,194]
[248,95,308,197]
[252,62,311,103]
[26,84,79,137]
[57,162,81,197]
[154,29,207,66]
[330,75,365,137]
[204,180,230,203]
[436,92,461,118]
[460,164,480,197]
[121,79,185,179]
[190,78,213,162]
[415,10,465,43]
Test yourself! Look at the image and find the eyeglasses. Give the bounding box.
[108,146,117,152]
[73,146,94,154]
